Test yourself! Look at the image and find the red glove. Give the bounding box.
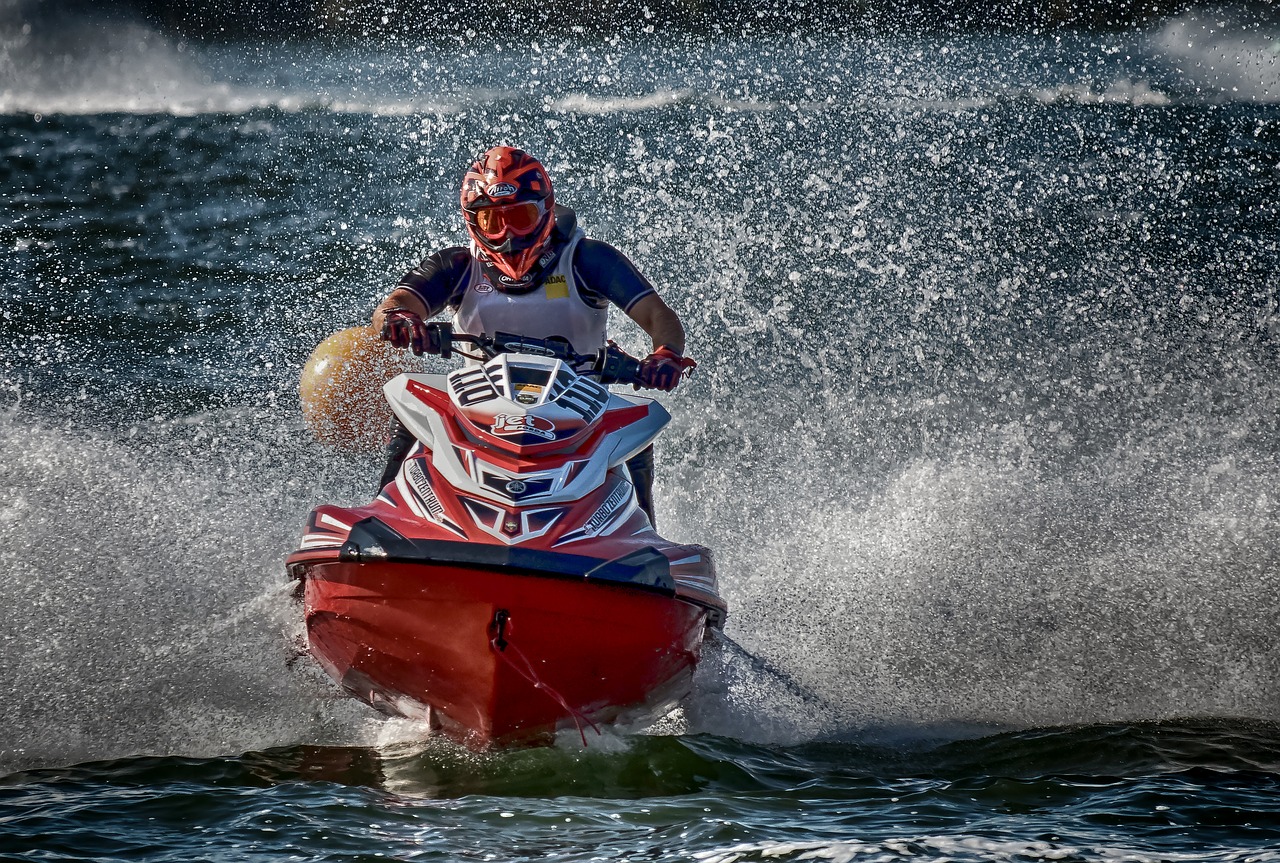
[637,346,696,391]
[380,308,429,354]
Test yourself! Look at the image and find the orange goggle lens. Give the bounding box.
[474,202,544,238]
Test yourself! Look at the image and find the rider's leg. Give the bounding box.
[626,444,657,529]
[377,417,416,492]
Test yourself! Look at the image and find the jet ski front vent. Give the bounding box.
[450,366,502,406]
[555,378,609,423]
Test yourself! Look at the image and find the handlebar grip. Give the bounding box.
[424,322,453,359]
[594,344,643,386]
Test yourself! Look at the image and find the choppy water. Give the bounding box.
[2,3,1279,860]
[5,721,1280,862]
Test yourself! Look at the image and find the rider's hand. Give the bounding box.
[380,308,429,355]
[636,346,696,391]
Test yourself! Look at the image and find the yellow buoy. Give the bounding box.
[299,326,424,452]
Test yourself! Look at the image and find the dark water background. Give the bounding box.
[2,2,1280,860]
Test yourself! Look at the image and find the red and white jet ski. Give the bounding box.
[287,327,726,748]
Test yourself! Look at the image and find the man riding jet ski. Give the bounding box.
[372,146,696,524]
[288,150,722,745]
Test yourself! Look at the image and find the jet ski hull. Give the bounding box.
[295,555,710,747]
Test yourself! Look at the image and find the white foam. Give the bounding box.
[695,837,1280,863]
[0,407,371,772]
[668,375,1280,742]
[1155,10,1280,102]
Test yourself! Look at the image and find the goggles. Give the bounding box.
[471,201,547,239]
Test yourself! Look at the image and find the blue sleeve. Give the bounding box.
[397,247,472,315]
[571,239,656,313]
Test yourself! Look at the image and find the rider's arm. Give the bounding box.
[572,238,687,355]
[372,247,471,330]
[626,293,686,355]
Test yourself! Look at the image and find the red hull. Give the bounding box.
[300,558,710,747]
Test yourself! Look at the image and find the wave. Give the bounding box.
[1023,78,1172,106]
[700,839,1280,863]
[1155,8,1280,103]
[3,6,1277,117]
[0,405,375,773]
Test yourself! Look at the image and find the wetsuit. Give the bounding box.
[379,206,663,525]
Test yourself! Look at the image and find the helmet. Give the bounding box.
[460,146,556,283]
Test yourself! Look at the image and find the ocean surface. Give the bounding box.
[3,3,1280,860]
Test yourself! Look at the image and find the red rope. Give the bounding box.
[490,613,601,746]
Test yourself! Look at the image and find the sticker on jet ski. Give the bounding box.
[491,413,557,440]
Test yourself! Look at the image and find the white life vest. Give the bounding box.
[453,228,606,358]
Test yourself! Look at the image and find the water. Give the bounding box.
[2,2,1280,859]
[5,723,1280,860]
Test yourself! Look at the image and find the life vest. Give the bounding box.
[453,227,606,359]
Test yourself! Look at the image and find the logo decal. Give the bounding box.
[406,461,446,519]
[492,414,557,441]
[474,278,494,294]
[498,273,534,290]
[499,340,556,357]
[584,482,631,535]
[486,182,517,198]
[543,274,569,300]
[505,480,528,495]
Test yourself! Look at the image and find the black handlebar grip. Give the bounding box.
[424,322,453,359]
[594,345,643,385]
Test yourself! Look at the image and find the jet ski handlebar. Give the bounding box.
[418,322,645,387]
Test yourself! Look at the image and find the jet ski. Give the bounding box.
[286,325,727,748]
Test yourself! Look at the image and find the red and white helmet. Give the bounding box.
[460,146,556,283]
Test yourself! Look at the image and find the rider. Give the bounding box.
[372,145,696,526]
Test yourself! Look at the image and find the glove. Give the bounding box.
[636,346,696,391]
[380,308,430,355]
